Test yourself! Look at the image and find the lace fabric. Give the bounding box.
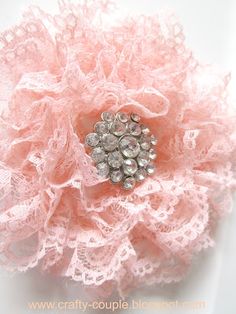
[0,0,236,298]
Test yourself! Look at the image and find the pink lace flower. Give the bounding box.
[0,0,236,297]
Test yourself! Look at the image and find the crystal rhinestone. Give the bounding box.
[130,113,140,122]
[123,177,136,190]
[110,169,123,183]
[123,158,138,175]
[135,168,147,182]
[101,111,114,122]
[140,135,151,150]
[116,112,129,123]
[110,120,126,136]
[97,162,109,177]
[150,135,158,145]
[94,121,109,134]
[128,121,142,136]
[146,162,155,175]
[102,134,118,151]
[85,133,100,147]
[149,148,157,160]
[137,150,150,167]
[141,124,150,135]
[119,135,140,158]
[85,111,158,189]
[108,151,123,168]
[91,147,106,163]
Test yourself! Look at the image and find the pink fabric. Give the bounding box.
[0,0,236,298]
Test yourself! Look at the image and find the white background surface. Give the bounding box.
[0,1,236,314]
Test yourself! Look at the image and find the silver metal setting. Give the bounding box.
[85,111,157,190]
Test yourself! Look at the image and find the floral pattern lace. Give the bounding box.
[0,0,235,298]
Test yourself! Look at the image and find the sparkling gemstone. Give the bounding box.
[140,135,151,150]
[94,121,109,134]
[108,151,123,168]
[119,135,140,158]
[130,113,140,122]
[146,162,155,175]
[137,150,150,167]
[101,111,114,122]
[141,124,150,135]
[135,168,147,182]
[110,170,123,183]
[149,148,157,160]
[123,177,136,190]
[102,134,118,151]
[85,133,100,147]
[150,135,158,145]
[97,162,109,177]
[85,111,158,189]
[91,147,106,163]
[116,112,129,123]
[123,158,138,175]
[110,120,126,136]
[128,122,142,136]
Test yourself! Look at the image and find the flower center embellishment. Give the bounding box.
[85,112,157,190]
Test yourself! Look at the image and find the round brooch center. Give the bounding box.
[85,111,157,190]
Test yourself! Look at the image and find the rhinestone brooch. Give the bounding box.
[85,111,157,190]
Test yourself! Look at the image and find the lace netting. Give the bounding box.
[0,0,236,298]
